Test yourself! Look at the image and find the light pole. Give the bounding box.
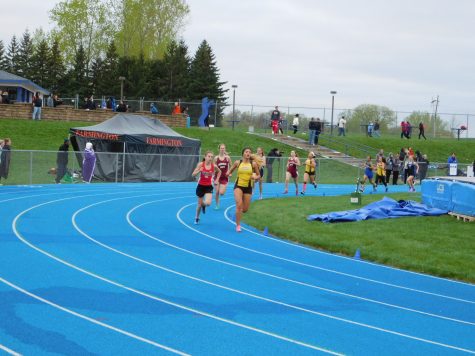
[232,84,238,130]
[330,90,337,136]
[118,76,126,100]
[431,95,439,138]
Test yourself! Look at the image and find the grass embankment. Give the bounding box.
[242,193,475,283]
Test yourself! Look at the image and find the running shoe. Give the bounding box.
[259,195,263,200]
[194,218,199,225]
[202,205,206,214]
[385,187,388,192]
[300,191,305,195]
[283,190,288,194]
[295,190,299,196]
[236,225,241,232]
[214,205,219,210]
[313,183,317,189]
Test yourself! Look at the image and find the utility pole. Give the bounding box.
[431,95,439,138]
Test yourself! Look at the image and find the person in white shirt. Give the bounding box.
[292,114,300,134]
[338,116,347,136]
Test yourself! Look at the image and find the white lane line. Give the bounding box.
[11,196,340,355]
[73,197,475,353]
[0,343,21,356]
[124,199,475,326]
[0,277,189,356]
[183,202,475,305]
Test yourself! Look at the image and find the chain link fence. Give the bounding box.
[1,150,471,187]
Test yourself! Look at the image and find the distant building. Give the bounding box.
[0,70,50,103]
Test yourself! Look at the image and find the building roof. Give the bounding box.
[0,70,50,95]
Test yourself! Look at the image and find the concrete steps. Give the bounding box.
[254,133,362,167]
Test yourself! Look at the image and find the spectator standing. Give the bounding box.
[373,120,381,137]
[46,95,54,108]
[0,138,12,184]
[265,148,282,183]
[367,122,374,137]
[400,121,407,138]
[308,118,316,145]
[32,92,42,120]
[406,120,412,138]
[338,116,347,136]
[82,142,96,183]
[270,106,280,135]
[1,91,10,104]
[150,103,158,114]
[53,94,63,107]
[418,154,429,181]
[55,139,70,184]
[116,100,128,112]
[385,153,394,184]
[418,122,427,140]
[292,114,299,134]
[314,118,322,145]
[172,102,182,115]
[391,155,401,185]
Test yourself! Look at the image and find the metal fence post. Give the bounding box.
[115,153,119,183]
[159,154,163,182]
[29,151,33,185]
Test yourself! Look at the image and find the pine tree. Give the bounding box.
[159,40,191,101]
[48,38,66,95]
[65,44,89,98]
[0,40,8,70]
[17,30,35,78]
[6,36,21,75]
[100,42,120,97]
[188,40,228,124]
[90,57,105,96]
[30,39,50,88]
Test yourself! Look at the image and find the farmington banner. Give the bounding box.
[146,137,183,147]
[74,130,120,141]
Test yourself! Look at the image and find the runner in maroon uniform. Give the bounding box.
[192,151,221,224]
[283,150,301,195]
[214,143,231,210]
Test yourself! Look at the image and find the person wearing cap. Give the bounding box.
[55,139,70,183]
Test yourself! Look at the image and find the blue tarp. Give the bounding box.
[307,196,448,223]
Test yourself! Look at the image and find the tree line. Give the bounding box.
[0,0,228,122]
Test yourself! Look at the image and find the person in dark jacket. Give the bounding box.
[55,139,70,183]
[0,138,12,184]
[265,148,282,183]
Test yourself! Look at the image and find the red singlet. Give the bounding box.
[198,162,214,186]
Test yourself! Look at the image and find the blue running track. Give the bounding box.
[0,183,474,355]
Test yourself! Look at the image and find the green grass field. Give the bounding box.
[242,193,475,283]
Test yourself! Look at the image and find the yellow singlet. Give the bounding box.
[236,162,253,187]
[305,159,315,174]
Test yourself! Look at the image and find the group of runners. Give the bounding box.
[192,145,319,232]
[358,154,419,193]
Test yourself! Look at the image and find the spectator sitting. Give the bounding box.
[150,103,158,114]
[172,102,182,115]
[116,100,128,112]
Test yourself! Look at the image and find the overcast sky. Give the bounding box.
[2,1,475,125]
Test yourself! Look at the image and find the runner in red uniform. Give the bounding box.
[192,151,221,224]
[283,150,301,195]
[214,143,231,210]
